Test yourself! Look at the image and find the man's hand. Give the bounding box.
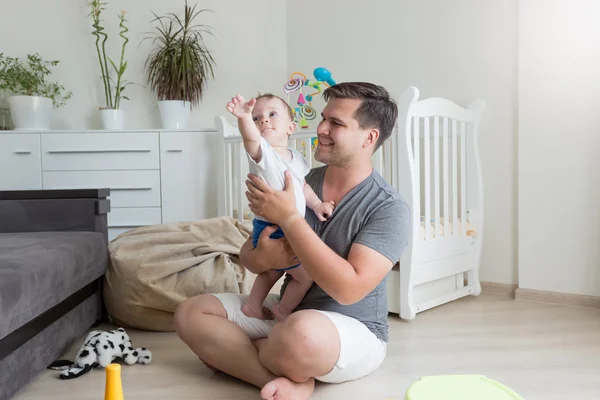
[246,170,300,228]
[312,200,335,222]
[226,94,256,119]
[240,225,298,274]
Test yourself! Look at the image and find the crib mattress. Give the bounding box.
[234,210,475,240]
[419,216,475,240]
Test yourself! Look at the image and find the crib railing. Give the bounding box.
[394,88,485,244]
[416,115,468,239]
[216,97,484,244]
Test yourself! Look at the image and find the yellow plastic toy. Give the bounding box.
[104,363,124,400]
[405,375,523,400]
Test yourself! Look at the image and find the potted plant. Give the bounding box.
[88,0,132,130]
[144,1,217,129]
[0,53,72,130]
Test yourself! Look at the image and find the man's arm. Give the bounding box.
[280,216,393,305]
[246,171,409,305]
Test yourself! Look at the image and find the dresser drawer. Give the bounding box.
[0,134,42,190]
[41,132,159,171]
[108,207,162,228]
[42,170,161,207]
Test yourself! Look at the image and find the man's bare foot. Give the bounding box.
[242,303,274,320]
[271,304,291,322]
[260,377,315,400]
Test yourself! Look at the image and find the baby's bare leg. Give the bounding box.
[272,266,313,322]
[242,270,284,320]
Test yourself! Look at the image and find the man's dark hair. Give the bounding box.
[255,93,294,121]
[323,82,398,150]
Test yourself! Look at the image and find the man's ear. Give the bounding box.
[364,129,379,148]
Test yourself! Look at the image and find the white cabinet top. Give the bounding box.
[0,128,217,134]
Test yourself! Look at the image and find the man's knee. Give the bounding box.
[263,310,340,378]
[173,294,226,340]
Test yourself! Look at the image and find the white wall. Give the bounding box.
[11,0,596,296]
[518,0,600,296]
[0,0,287,130]
[288,0,519,285]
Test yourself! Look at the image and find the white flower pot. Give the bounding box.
[100,109,125,130]
[158,100,191,129]
[8,96,53,131]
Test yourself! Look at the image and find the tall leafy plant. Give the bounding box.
[144,1,217,107]
[88,0,132,109]
[0,53,72,107]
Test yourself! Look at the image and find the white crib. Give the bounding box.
[214,86,485,320]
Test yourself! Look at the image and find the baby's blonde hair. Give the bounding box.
[255,93,294,121]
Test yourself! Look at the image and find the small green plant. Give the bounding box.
[143,0,217,107]
[88,0,132,109]
[0,53,72,107]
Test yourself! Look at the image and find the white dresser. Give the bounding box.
[0,129,219,240]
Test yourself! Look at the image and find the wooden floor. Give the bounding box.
[13,293,600,399]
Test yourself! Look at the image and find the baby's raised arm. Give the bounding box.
[226,95,261,161]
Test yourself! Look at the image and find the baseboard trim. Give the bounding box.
[481,281,518,297]
[515,288,600,309]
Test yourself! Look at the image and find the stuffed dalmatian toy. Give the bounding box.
[48,328,152,379]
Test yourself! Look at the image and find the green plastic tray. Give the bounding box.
[405,375,524,400]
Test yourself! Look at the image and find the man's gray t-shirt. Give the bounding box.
[280,166,410,342]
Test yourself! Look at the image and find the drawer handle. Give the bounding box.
[109,224,143,228]
[167,149,183,153]
[47,149,151,154]
[110,187,152,191]
[13,150,32,155]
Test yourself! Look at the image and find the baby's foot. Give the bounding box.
[242,303,274,320]
[271,304,291,322]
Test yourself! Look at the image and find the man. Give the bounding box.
[174,82,410,400]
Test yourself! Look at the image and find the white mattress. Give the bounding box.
[419,216,475,240]
[232,210,476,241]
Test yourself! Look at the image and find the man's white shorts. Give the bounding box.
[211,293,387,384]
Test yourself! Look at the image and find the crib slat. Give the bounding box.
[460,121,467,235]
[238,142,245,223]
[434,116,440,237]
[382,140,389,186]
[413,117,420,222]
[306,139,313,169]
[373,142,384,176]
[226,142,233,217]
[452,119,458,235]
[443,117,449,236]
[424,117,431,240]
[378,144,384,179]
[390,126,398,188]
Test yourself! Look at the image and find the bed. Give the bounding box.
[214,86,485,320]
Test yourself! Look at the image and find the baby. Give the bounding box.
[226,93,334,321]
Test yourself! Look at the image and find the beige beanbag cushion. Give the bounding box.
[103,217,254,331]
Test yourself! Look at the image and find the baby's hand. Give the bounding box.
[226,95,256,119]
[313,200,335,222]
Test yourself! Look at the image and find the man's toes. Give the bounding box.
[260,381,278,399]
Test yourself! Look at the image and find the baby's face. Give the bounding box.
[252,97,294,145]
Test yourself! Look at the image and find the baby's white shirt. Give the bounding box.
[247,137,311,221]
